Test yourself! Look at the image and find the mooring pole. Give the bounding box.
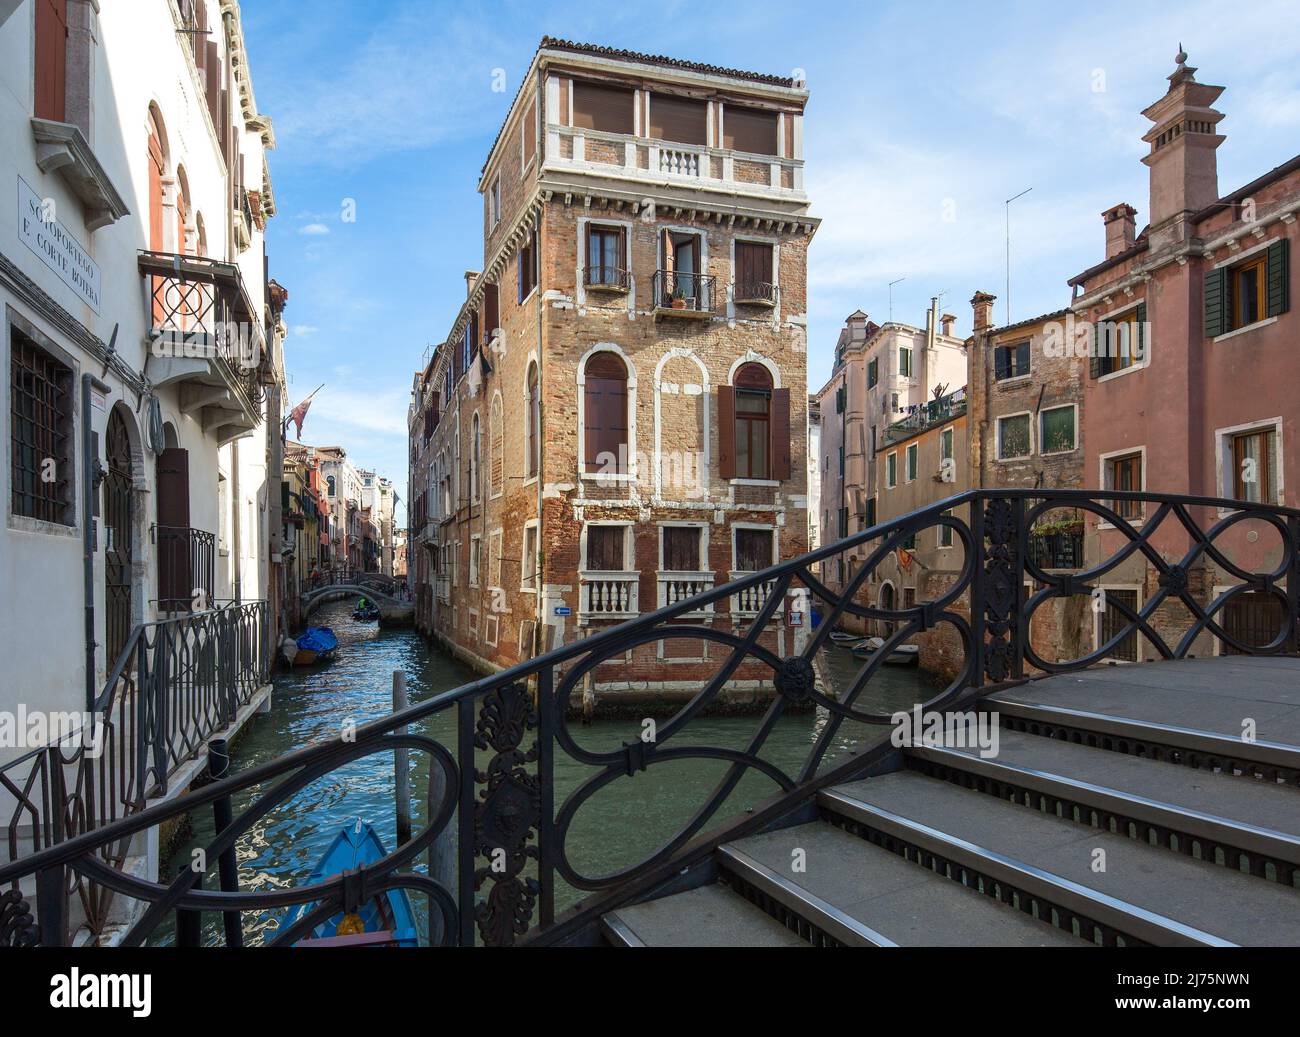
[394,671,412,846]
[208,738,243,948]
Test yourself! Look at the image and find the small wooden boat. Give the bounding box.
[352,604,381,622]
[829,631,862,646]
[285,820,418,947]
[854,637,921,666]
[281,627,339,667]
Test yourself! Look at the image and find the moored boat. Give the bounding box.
[853,637,920,666]
[284,820,418,947]
[281,626,339,667]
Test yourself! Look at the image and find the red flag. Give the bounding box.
[289,396,313,439]
[285,385,324,440]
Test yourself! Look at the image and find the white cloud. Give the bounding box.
[299,223,331,236]
[291,325,319,338]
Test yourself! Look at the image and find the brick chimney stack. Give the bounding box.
[941,313,957,337]
[970,291,997,333]
[1103,203,1138,258]
[1141,47,1225,241]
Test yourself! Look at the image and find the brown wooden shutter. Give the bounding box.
[484,283,499,341]
[770,388,791,481]
[717,386,736,479]
[205,43,221,125]
[664,527,699,571]
[572,81,634,134]
[34,0,68,122]
[723,106,779,155]
[649,95,707,146]
[156,449,191,528]
[522,99,537,163]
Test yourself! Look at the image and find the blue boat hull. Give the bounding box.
[284,821,418,947]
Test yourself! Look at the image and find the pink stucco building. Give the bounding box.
[1069,51,1297,652]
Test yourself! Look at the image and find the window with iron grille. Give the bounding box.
[11,329,74,526]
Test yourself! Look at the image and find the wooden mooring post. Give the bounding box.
[393,671,412,846]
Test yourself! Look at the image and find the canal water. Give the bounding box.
[155,602,935,945]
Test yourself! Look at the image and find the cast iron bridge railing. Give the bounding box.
[1,491,1297,947]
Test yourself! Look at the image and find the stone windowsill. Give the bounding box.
[30,119,130,231]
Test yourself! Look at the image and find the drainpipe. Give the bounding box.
[82,373,110,712]
[232,438,242,603]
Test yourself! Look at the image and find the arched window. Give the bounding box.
[176,166,192,255]
[525,361,540,480]
[326,475,336,497]
[471,412,481,501]
[719,361,791,482]
[734,363,772,480]
[583,351,629,474]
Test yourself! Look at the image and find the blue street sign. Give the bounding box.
[554,606,572,616]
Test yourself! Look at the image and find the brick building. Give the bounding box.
[966,294,1091,664]
[408,39,817,712]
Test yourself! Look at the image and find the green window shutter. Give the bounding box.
[1089,320,1101,379]
[1135,301,1147,360]
[1266,238,1290,318]
[1204,266,1227,338]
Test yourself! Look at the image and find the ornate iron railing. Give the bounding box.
[155,525,217,613]
[1,490,1296,947]
[0,602,269,941]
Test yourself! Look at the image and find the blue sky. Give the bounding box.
[241,0,1300,520]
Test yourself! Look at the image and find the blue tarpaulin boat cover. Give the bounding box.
[297,627,338,653]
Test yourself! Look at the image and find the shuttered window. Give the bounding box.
[1090,304,1145,378]
[1205,239,1290,338]
[723,105,779,156]
[649,95,707,146]
[572,81,634,134]
[583,352,629,472]
[735,241,774,302]
[483,283,499,346]
[521,98,537,167]
[1107,453,1143,520]
[663,526,701,572]
[994,340,1030,380]
[735,528,774,572]
[587,525,625,571]
[517,229,538,302]
[585,224,626,287]
[34,0,68,123]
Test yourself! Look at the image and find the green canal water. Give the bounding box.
[154,602,935,945]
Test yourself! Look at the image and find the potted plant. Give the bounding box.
[670,284,688,309]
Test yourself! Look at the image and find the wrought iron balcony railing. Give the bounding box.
[652,270,715,315]
[734,280,779,306]
[1,490,1296,948]
[1027,530,1084,570]
[583,265,630,291]
[154,525,216,613]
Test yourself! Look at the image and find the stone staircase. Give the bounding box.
[601,659,1300,947]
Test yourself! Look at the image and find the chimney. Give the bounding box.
[1102,203,1138,258]
[940,313,956,337]
[970,291,997,333]
[1140,47,1225,234]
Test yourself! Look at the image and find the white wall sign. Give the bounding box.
[17,177,102,313]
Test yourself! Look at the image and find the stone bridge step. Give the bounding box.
[907,729,1300,872]
[603,883,809,947]
[820,771,1300,946]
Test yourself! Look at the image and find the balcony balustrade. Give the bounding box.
[729,571,784,618]
[579,571,640,621]
[549,125,805,198]
[656,571,715,616]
